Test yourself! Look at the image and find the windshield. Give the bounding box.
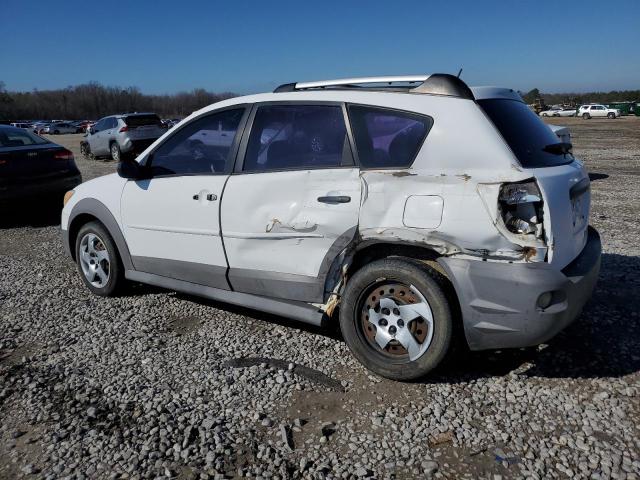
[0,128,50,148]
[478,99,573,168]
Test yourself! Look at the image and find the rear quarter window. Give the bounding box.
[477,99,573,168]
[347,105,432,169]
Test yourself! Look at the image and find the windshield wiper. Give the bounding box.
[543,142,573,155]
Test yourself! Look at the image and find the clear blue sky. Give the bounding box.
[2,0,639,94]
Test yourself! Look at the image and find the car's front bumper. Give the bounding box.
[437,226,601,351]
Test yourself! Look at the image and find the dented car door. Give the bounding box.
[221,103,361,303]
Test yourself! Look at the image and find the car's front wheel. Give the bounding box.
[75,221,124,296]
[607,112,616,119]
[80,142,92,160]
[339,258,453,381]
[582,113,591,120]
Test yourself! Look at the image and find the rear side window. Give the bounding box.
[149,108,244,176]
[243,104,351,172]
[478,99,573,168]
[125,114,162,127]
[348,105,432,168]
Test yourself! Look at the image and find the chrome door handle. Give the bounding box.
[318,195,351,204]
[193,193,218,201]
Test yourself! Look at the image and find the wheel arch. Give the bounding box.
[323,240,463,331]
[66,198,133,270]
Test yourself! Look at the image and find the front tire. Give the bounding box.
[75,221,124,296]
[339,258,453,381]
[607,112,616,119]
[80,142,92,160]
[582,113,591,119]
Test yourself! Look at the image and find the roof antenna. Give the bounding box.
[457,68,463,78]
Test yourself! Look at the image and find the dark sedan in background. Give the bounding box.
[0,125,82,204]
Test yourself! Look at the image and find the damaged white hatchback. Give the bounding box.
[61,74,601,380]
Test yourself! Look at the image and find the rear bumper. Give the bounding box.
[0,172,82,203]
[438,226,601,351]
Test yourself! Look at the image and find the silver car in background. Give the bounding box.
[81,113,166,161]
[47,122,79,134]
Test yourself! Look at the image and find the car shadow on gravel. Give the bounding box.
[172,292,341,339]
[432,252,640,383]
[132,252,639,383]
[0,201,62,229]
[588,172,610,181]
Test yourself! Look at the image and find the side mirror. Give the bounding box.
[117,158,147,180]
[88,127,95,135]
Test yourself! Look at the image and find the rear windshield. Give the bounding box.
[478,99,573,168]
[0,128,49,148]
[124,114,162,127]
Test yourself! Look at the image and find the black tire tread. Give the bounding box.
[75,221,124,297]
[339,257,453,381]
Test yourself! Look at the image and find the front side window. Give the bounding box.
[348,105,432,168]
[243,104,351,172]
[149,108,244,176]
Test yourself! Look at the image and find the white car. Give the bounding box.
[43,122,78,134]
[540,107,576,117]
[556,107,577,117]
[539,108,561,117]
[10,122,33,129]
[578,104,620,119]
[60,74,601,381]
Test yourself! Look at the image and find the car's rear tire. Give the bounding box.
[110,142,121,162]
[75,221,124,296]
[607,112,615,119]
[582,113,590,120]
[339,258,453,381]
[541,113,548,117]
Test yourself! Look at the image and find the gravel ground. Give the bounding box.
[1,119,639,479]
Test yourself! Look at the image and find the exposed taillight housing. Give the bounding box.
[499,180,544,238]
[119,126,129,132]
[54,149,74,161]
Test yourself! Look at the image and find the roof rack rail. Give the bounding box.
[273,73,474,100]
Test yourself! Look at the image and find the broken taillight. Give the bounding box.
[499,180,544,238]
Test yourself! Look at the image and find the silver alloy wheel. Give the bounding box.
[111,143,120,161]
[363,284,435,361]
[79,233,110,288]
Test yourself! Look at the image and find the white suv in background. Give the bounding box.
[60,74,601,380]
[80,113,166,161]
[578,104,620,119]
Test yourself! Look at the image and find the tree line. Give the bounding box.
[0,81,236,121]
[521,88,640,106]
[1,81,638,121]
